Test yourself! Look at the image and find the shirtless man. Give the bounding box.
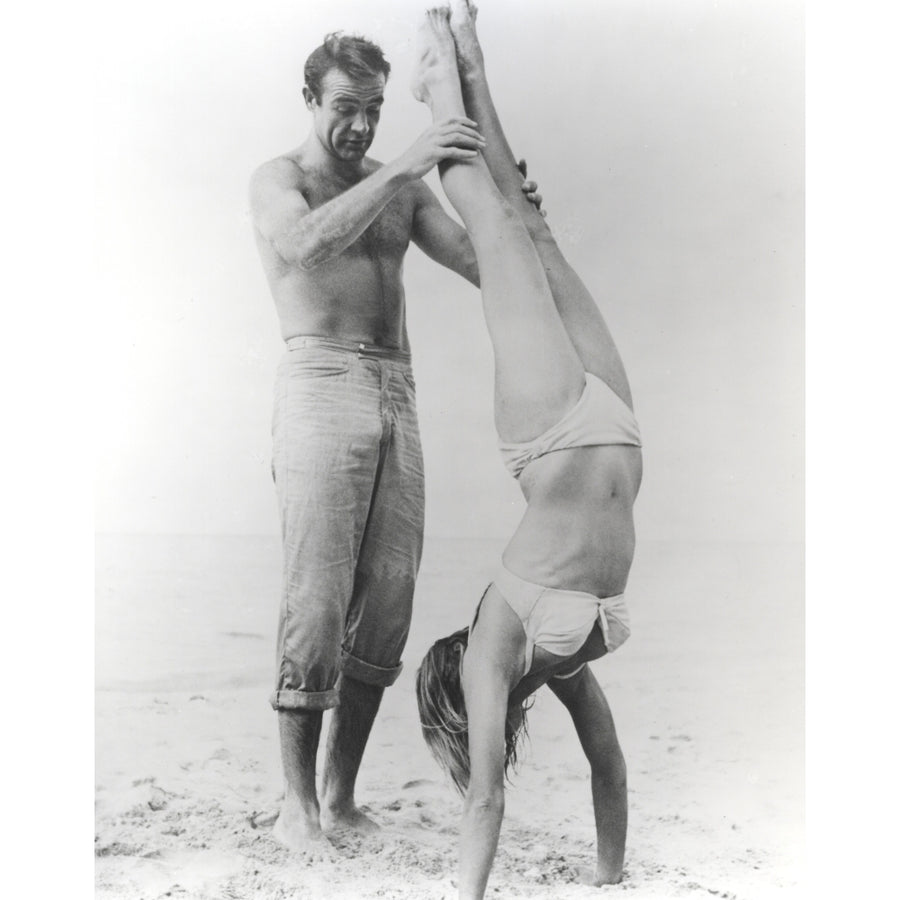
[249,32,539,849]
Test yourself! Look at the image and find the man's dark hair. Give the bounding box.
[304,32,391,103]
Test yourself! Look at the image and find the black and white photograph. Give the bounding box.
[93,0,805,897]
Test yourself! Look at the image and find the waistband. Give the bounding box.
[496,563,626,608]
[285,335,412,363]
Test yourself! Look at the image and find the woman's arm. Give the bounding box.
[459,658,510,900]
[547,666,627,885]
[457,588,527,899]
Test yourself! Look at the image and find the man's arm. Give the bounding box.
[249,116,485,270]
[410,182,480,286]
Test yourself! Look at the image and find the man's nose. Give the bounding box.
[350,110,369,134]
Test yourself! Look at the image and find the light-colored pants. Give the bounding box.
[270,336,425,711]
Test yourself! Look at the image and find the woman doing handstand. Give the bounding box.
[413,4,642,898]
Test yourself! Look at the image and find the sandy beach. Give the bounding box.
[95,533,803,899]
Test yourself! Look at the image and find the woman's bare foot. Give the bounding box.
[410,7,463,107]
[448,0,484,76]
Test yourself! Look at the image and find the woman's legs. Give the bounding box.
[411,8,584,442]
[448,0,634,410]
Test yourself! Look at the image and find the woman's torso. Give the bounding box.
[502,443,643,598]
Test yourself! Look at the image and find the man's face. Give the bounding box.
[308,68,386,162]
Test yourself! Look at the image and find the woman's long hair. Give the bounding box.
[416,622,532,795]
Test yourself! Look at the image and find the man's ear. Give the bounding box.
[302,86,317,111]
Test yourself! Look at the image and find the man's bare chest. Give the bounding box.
[354,201,413,258]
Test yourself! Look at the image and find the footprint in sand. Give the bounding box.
[95,841,143,857]
[684,881,736,898]
[248,809,279,829]
[148,787,170,811]
[401,778,434,789]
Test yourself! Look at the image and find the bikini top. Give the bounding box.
[497,372,642,479]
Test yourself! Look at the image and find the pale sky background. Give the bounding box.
[93,0,804,542]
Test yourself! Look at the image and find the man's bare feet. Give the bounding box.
[410,7,462,106]
[577,864,624,887]
[448,0,484,75]
[321,803,380,835]
[271,794,327,851]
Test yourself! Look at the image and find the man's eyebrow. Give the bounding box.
[332,93,384,104]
